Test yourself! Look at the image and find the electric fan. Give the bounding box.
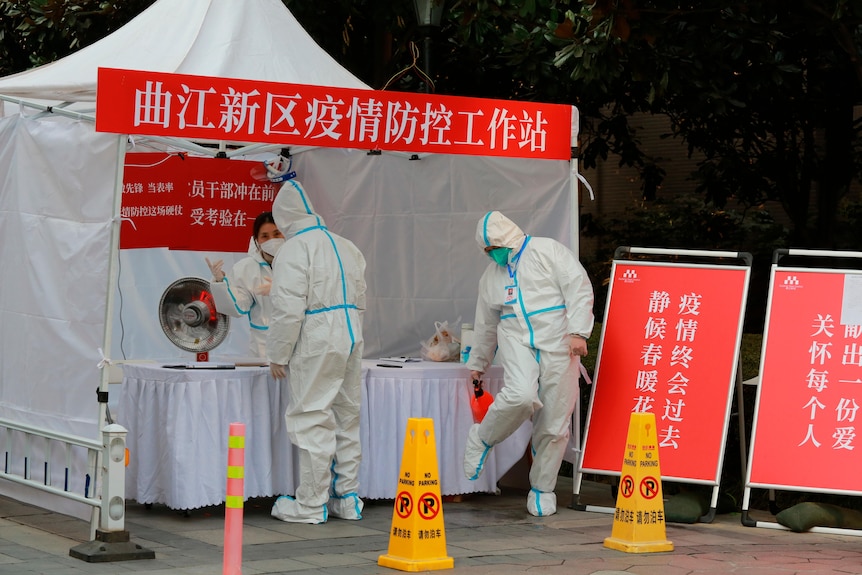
[158,277,230,362]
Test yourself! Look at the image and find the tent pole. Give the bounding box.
[93,135,128,539]
[226,142,281,158]
[569,157,579,255]
[72,129,152,562]
[133,135,218,156]
[0,95,95,122]
[569,106,580,256]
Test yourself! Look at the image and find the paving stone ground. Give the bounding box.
[0,477,860,575]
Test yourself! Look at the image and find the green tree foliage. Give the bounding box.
[286,0,580,98]
[282,0,415,90]
[3,0,860,248]
[0,0,155,76]
[581,194,789,330]
[548,0,862,247]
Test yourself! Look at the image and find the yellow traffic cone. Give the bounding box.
[603,412,674,553]
[378,418,454,572]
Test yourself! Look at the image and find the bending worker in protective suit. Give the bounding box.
[464,211,594,517]
[267,180,367,524]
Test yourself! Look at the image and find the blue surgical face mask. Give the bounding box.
[487,247,511,267]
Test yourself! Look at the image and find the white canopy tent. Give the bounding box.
[0,0,370,99]
[0,0,580,517]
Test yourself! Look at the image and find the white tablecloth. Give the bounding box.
[119,361,531,510]
[359,360,531,499]
[120,364,297,510]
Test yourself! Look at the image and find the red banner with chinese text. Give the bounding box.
[581,262,749,483]
[95,68,572,161]
[121,153,278,252]
[748,269,862,493]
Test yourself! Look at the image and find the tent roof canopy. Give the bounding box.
[0,0,369,103]
[0,0,578,159]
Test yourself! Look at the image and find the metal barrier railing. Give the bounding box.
[0,418,103,509]
[0,418,154,562]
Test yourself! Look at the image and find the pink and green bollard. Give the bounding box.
[224,422,245,575]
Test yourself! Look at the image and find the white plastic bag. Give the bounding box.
[420,321,462,362]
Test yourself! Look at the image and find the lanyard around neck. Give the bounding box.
[506,235,530,279]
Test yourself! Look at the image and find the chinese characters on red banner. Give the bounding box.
[748,270,862,493]
[96,68,573,160]
[581,263,748,483]
[121,153,278,252]
[798,311,861,450]
[636,289,705,450]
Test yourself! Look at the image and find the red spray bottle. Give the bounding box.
[470,379,494,423]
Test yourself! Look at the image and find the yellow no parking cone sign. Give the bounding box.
[378,418,453,572]
[603,411,674,553]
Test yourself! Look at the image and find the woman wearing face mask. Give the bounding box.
[205,211,285,358]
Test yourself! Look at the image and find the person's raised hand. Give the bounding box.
[205,257,225,282]
[256,276,273,296]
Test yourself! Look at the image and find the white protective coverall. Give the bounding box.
[209,240,273,358]
[267,180,367,524]
[464,211,594,517]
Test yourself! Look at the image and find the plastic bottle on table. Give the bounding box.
[460,323,473,364]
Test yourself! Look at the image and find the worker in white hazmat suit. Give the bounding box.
[206,211,284,358]
[464,211,594,517]
[267,179,367,524]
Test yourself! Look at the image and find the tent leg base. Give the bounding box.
[69,530,155,563]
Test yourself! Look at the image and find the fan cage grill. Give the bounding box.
[158,277,230,353]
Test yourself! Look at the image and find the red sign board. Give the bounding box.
[120,152,277,252]
[748,269,862,493]
[95,68,573,161]
[581,262,749,482]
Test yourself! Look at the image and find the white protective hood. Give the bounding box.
[0,0,369,104]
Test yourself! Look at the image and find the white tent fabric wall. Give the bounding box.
[113,147,572,361]
[295,148,572,358]
[113,248,252,361]
[0,113,122,518]
[0,0,579,517]
[0,0,372,518]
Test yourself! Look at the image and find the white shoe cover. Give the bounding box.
[271,495,327,524]
[328,493,364,520]
[463,423,492,481]
[527,489,557,517]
